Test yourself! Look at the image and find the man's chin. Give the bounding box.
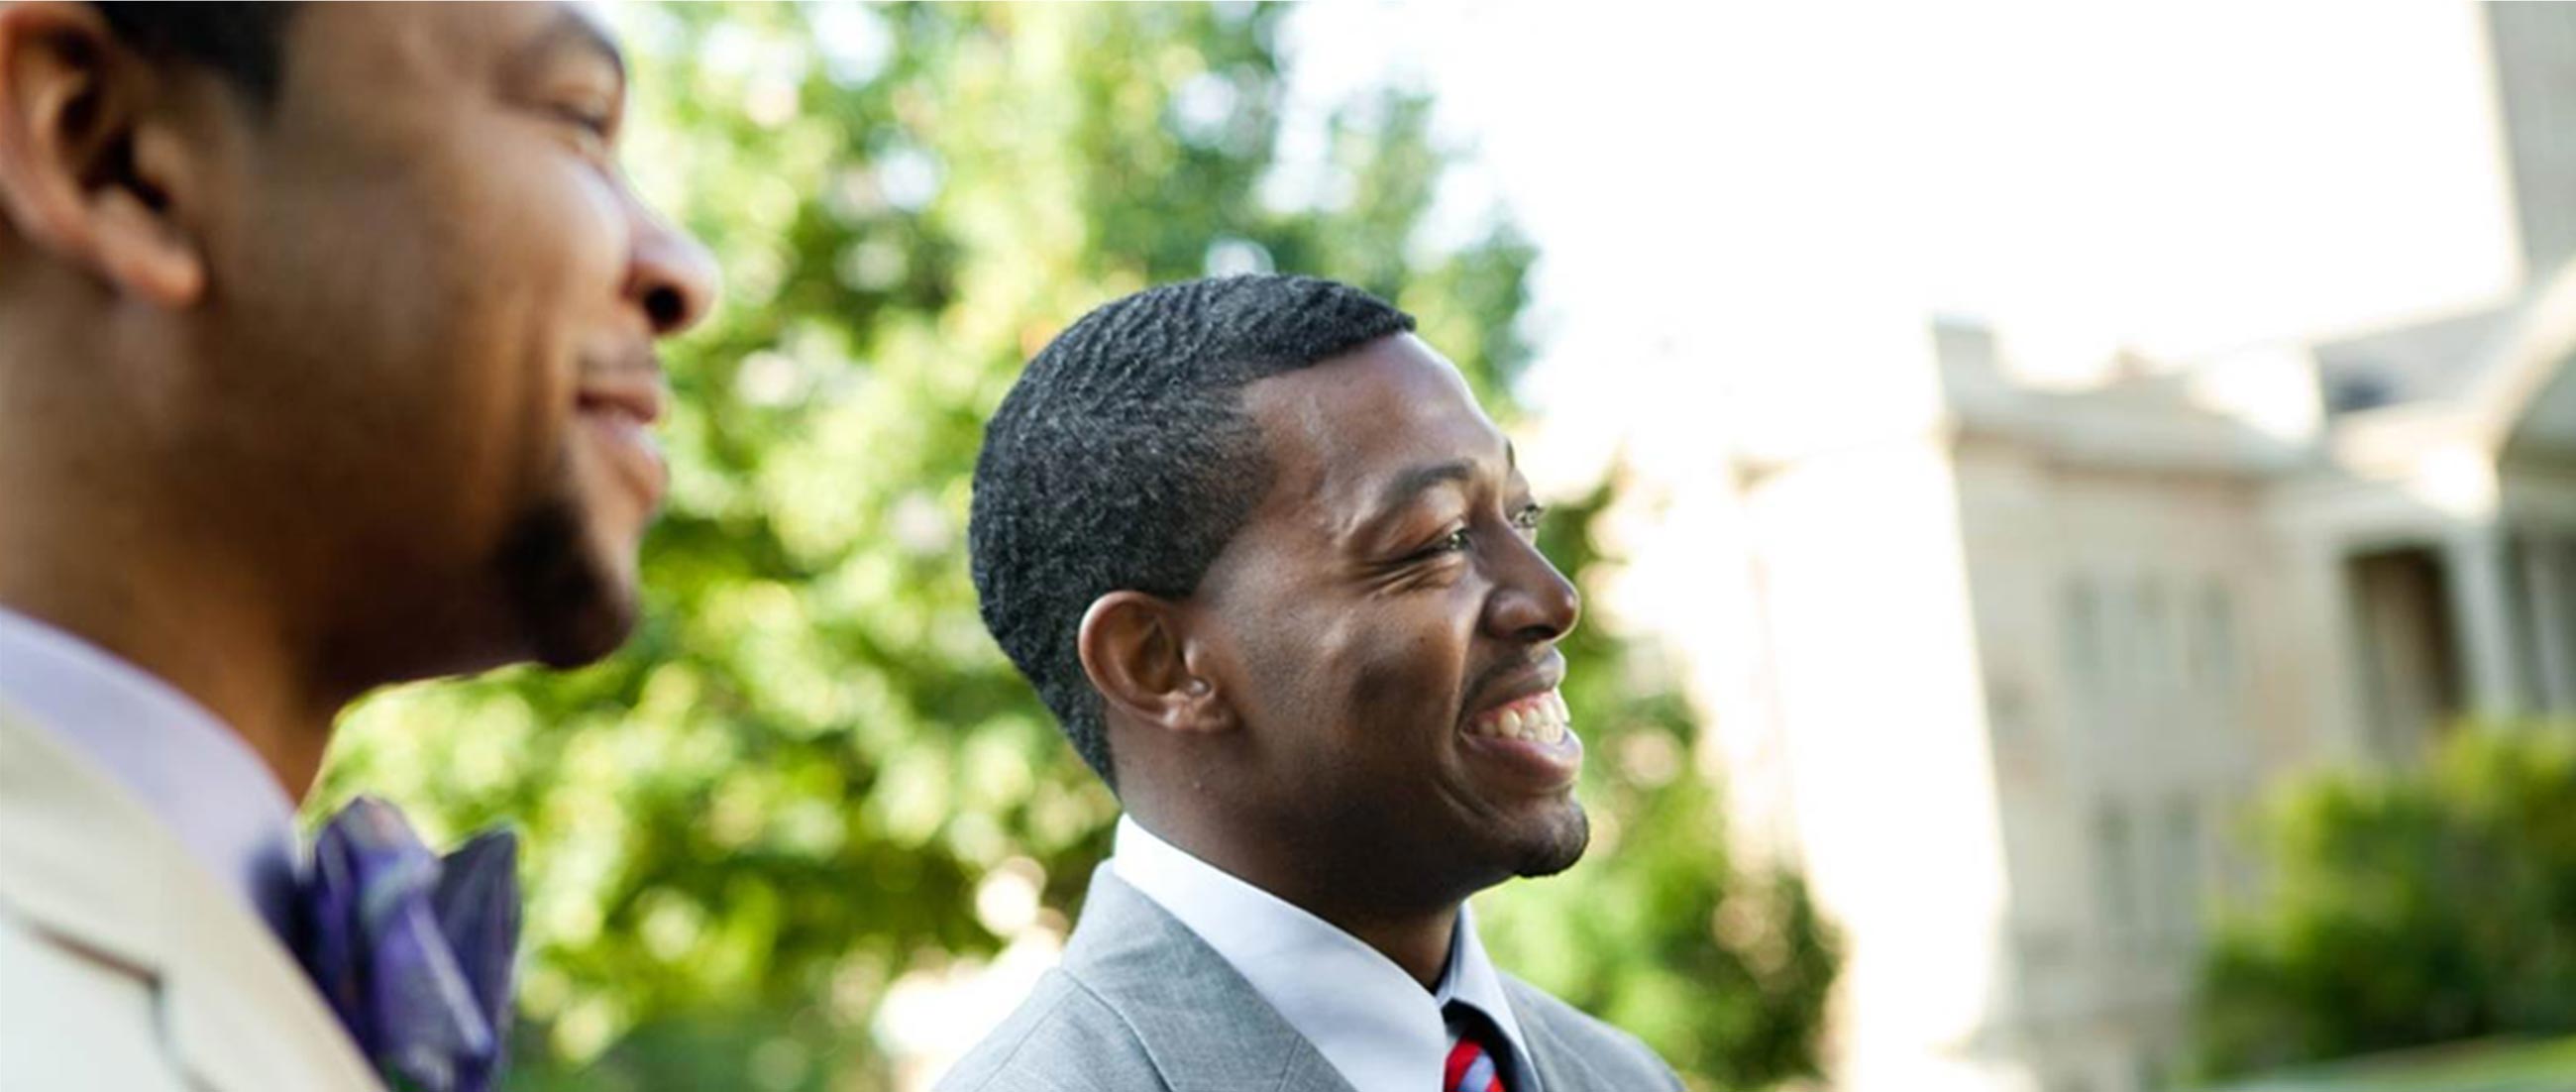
[528,587,641,669]
[498,499,647,669]
[1507,802,1592,880]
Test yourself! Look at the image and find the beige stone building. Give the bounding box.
[1681,6,2576,1090]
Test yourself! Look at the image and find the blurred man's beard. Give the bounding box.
[495,495,637,669]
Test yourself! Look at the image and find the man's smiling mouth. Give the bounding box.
[1463,688,1570,745]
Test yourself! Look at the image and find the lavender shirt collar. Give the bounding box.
[0,603,301,937]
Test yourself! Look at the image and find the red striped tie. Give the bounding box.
[1444,1002,1511,1092]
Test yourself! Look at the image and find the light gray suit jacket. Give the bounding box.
[0,704,385,1092]
[937,865,1685,1092]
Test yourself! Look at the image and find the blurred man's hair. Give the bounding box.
[92,2,296,106]
[969,273,1416,785]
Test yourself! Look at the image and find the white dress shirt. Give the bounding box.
[1111,815,1542,1092]
[0,604,300,938]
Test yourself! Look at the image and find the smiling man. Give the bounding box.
[949,274,1681,1092]
[0,4,711,1091]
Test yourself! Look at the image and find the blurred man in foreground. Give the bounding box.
[950,274,1681,1091]
[0,4,712,1090]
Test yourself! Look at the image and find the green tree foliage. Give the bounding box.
[317,4,1836,1088]
[2193,725,2576,1080]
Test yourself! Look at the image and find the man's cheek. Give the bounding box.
[1344,632,1454,730]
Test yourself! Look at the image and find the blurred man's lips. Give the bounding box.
[577,373,667,424]
[576,384,667,509]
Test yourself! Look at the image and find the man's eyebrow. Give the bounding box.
[524,6,628,85]
[1366,459,1479,527]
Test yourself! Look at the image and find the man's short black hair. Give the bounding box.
[92,3,296,107]
[969,274,1417,785]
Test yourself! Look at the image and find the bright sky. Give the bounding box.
[1282,0,2523,475]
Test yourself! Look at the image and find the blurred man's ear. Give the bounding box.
[0,2,205,305]
[1078,591,1238,738]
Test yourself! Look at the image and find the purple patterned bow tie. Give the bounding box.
[295,797,521,1092]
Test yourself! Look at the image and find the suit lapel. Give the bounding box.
[0,707,384,1092]
[1502,979,1610,1092]
[161,869,387,1092]
[1060,866,1361,1092]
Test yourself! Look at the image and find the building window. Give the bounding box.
[2206,579,2239,690]
[2136,576,2173,692]
[2064,576,2104,709]
[2158,796,2202,942]
[2094,802,2139,947]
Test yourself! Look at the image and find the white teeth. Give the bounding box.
[1469,690,1575,743]
[1536,698,1561,744]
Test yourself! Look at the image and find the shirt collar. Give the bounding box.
[0,603,301,937]
[1110,815,1540,1092]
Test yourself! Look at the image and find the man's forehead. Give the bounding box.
[1241,336,1511,509]
[1246,336,1480,437]
[286,1,618,86]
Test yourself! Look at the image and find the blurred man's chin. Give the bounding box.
[1509,806,1591,880]
[529,589,640,669]
[498,498,646,669]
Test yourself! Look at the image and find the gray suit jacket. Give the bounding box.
[937,865,1684,1092]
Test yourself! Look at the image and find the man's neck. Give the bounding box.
[0,517,335,804]
[1129,811,1467,987]
[1312,899,1459,990]
[0,304,347,803]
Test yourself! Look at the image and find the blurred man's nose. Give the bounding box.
[626,202,717,338]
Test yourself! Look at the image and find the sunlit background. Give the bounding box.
[323,3,2576,1090]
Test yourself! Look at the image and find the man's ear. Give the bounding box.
[1078,591,1236,736]
[0,2,204,304]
